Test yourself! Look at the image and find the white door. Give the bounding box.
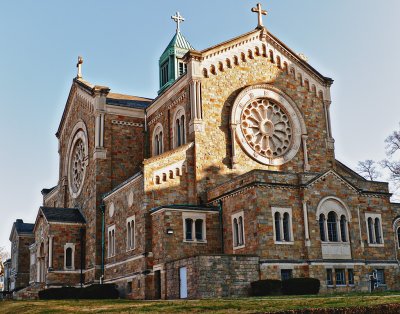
[179,267,188,299]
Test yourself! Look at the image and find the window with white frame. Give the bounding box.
[182,212,206,242]
[232,211,245,248]
[108,225,116,257]
[152,123,164,156]
[173,107,186,148]
[365,213,384,245]
[126,215,135,251]
[272,207,293,243]
[64,243,75,270]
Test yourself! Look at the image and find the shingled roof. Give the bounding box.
[14,219,34,234]
[106,92,153,109]
[40,207,86,224]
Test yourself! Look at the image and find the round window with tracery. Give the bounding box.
[67,125,88,199]
[70,139,86,193]
[241,99,292,159]
[231,85,304,166]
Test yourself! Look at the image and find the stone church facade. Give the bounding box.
[9,5,400,299]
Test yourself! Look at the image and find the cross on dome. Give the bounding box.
[251,3,268,29]
[171,11,185,32]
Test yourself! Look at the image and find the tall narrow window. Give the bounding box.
[348,269,354,285]
[319,214,326,241]
[127,216,135,250]
[238,216,244,245]
[174,109,186,149]
[397,227,400,248]
[161,62,169,86]
[340,215,347,242]
[65,248,72,269]
[327,211,338,242]
[195,219,203,241]
[232,212,245,248]
[283,212,290,241]
[108,226,115,257]
[233,218,239,246]
[374,218,382,244]
[326,269,333,286]
[367,217,374,243]
[274,212,281,241]
[153,124,164,156]
[185,218,193,241]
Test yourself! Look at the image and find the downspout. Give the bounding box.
[80,227,84,288]
[218,200,224,253]
[144,110,148,159]
[100,200,105,284]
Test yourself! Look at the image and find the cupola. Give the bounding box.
[158,12,194,95]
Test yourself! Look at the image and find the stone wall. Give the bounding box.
[166,255,259,299]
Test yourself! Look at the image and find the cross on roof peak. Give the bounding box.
[251,3,268,29]
[171,11,185,32]
[76,56,83,79]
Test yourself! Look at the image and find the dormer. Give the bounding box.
[158,12,194,95]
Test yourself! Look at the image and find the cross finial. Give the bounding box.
[76,56,83,79]
[171,11,185,32]
[251,3,268,29]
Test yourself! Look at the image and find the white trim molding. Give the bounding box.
[232,211,245,250]
[182,212,207,243]
[272,207,294,245]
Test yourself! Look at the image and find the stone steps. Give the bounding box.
[14,283,45,300]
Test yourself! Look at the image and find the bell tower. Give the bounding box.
[158,12,194,94]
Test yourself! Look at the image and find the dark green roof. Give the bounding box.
[161,30,194,56]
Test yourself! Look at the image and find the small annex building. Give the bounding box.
[8,4,400,299]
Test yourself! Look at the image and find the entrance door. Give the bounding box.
[179,267,187,299]
[154,270,161,299]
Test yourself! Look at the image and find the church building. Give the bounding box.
[9,4,400,299]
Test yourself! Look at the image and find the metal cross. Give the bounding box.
[251,3,268,28]
[76,56,83,79]
[171,12,185,32]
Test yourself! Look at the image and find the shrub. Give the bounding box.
[39,284,119,300]
[281,277,320,295]
[251,279,282,296]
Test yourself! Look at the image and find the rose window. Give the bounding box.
[241,99,292,158]
[71,140,86,193]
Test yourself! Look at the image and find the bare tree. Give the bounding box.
[0,246,10,264]
[382,124,400,183]
[357,159,381,181]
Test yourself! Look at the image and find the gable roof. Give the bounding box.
[304,169,360,193]
[197,27,332,86]
[40,207,86,224]
[106,93,152,109]
[9,219,34,241]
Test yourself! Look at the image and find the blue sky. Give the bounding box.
[0,0,399,251]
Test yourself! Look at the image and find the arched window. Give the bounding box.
[233,218,239,246]
[195,219,203,241]
[232,212,245,248]
[327,211,338,242]
[233,55,239,66]
[269,50,274,63]
[319,214,326,242]
[241,52,246,63]
[255,46,260,57]
[276,56,281,68]
[64,243,75,270]
[274,212,281,241]
[127,222,132,248]
[283,62,288,73]
[65,248,72,269]
[283,212,290,241]
[374,218,382,244]
[226,58,232,68]
[218,61,224,72]
[248,49,253,59]
[340,215,347,242]
[153,124,164,156]
[126,216,135,250]
[203,68,208,78]
[238,216,244,245]
[397,227,400,248]
[367,217,374,243]
[210,64,216,75]
[174,108,186,148]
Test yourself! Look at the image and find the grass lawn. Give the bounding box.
[1,292,400,313]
